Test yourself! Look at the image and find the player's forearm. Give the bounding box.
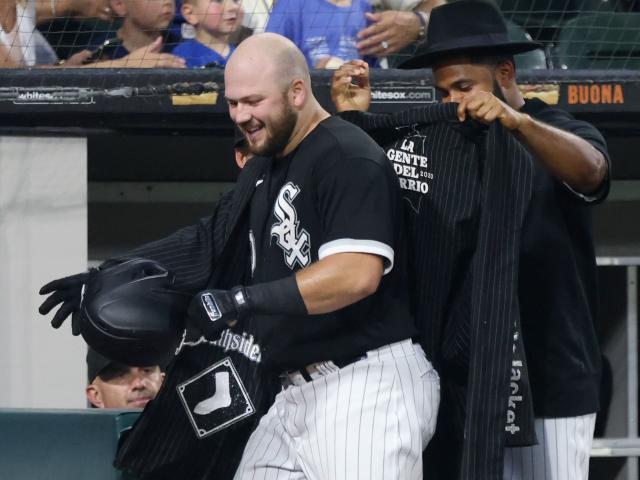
[295,252,383,315]
[188,253,384,337]
[514,114,607,193]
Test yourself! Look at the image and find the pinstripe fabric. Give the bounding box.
[503,414,596,480]
[341,105,535,480]
[115,157,279,480]
[233,340,439,480]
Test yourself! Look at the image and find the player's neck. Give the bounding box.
[278,103,330,158]
[195,29,232,57]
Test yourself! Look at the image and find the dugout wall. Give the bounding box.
[1,68,639,479]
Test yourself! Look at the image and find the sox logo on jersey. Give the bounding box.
[270,182,310,269]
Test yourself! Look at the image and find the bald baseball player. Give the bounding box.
[182,33,440,480]
[331,2,610,479]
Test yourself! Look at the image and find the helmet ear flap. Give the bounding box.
[79,258,188,366]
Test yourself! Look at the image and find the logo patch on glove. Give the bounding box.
[201,292,222,322]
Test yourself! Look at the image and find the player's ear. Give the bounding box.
[86,384,104,408]
[234,148,249,169]
[290,78,306,109]
[495,59,516,86]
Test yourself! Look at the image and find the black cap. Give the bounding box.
[398,0,542,69]
[86,347,126,383]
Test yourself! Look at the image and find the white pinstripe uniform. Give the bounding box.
[233,339,440,480]
[503,414,597,480]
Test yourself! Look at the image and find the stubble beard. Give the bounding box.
[248,100,298,157]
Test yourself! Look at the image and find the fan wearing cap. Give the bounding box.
[332,2,609,479]
[86,347,164,409]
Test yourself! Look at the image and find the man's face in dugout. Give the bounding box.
[86,365,164,409]
[432,57,499,104]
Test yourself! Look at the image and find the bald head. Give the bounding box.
[227,33,310,91]
[224,33,328,158]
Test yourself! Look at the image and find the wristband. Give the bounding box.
[51,0,57,17]
[242,275,308,317]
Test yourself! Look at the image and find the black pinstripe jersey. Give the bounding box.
[114,158,281,480]
[341,104,535,480]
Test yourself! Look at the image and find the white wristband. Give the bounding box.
[50,0,57,17]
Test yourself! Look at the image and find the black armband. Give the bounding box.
[238,275,307,317]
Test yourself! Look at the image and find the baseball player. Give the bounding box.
[40,32,440,480]
[192,32,438,480]
[331,2,610,479]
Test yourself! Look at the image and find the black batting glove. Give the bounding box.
[187,287,252,338]
[38,269,97,336]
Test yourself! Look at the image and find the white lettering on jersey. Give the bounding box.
[270,182,310,269]
[176,329,262,363]
[401,138,415,153]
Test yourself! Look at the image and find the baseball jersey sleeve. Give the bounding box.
[314,154,397,274]
[525,100,611,204]
[558,118,611,204]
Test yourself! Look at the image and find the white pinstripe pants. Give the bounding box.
[503,414,597,480]
[233,339,440,480]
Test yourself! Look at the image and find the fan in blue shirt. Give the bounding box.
[172,0,243,68]
[266,0,379,68]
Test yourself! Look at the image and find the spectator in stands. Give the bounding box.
[356,0,445,59]
[0,0,185,67]
[265,0,380,69]
[87,0,178,61]
[172,0,244,68]
[86,347,164,409]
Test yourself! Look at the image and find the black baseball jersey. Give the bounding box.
[518,98,610,417]
[341,104,536,480]
[247,115,416,372]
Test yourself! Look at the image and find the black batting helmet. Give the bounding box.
[80,258,190,366]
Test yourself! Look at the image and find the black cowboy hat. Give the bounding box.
[399,0,542,69]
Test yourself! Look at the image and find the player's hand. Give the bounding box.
[113,37,186,68]
[331,60,371,113]
[357,10,420,57]
[457,91,526,130]
[187,288,251,338]
[39,270,95,336]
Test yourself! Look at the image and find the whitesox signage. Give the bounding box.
[371,86,435,104]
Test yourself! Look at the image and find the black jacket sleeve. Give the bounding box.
[112,190,235,293]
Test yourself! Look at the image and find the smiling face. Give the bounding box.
[86,366,164,409]
[182,0,244,36]
[225,61,298,157]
